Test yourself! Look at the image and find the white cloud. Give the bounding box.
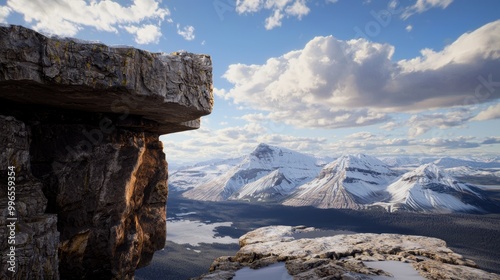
[472,103,500,121]
[405,25,413,32]
[482,137,500,145]
[402,0,453,19]
[235,0,263,13]
[0,6,11,23]
[124,24,162,44]
[380,121,400,131]
[213,87,229,99]
[222,21,500,129]
[346,132,376,140]
[5,0,169,41]
[162,121,327,163]
[284,0,309,19]
[265,9,284,30]
[176,24,195,41]
[407,109,472,138]
[420,136,480,149]
[236,0,310,30]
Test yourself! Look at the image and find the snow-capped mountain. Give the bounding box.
[172,145,500,213]
[433,157,500,169]
[375,163,492,213]
[445,165,500,179]
[168,157,243,192]
[380,156,426,168]
[182,143,322,202]
[283,154,399,209]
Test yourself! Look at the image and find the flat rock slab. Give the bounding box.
[0,25,213,134]
[195,226,500,280]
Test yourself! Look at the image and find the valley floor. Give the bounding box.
[135,193,500,280]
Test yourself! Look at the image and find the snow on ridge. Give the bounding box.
[174,143,498,213]
[183,143,323,202]
[383,163,484,212]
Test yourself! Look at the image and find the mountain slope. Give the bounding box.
[377,163,492,213]
[283,154,399,209]
[169,157,244,192]
[182,143,322,201]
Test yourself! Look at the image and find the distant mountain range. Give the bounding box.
[170,143,500,213]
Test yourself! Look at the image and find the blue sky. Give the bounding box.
[1,0,499,164]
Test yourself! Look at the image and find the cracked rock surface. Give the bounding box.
[195,226,500,280]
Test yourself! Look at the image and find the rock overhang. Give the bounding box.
[0,25,213,134]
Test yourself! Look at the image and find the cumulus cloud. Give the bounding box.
[346,132,376,140]
[222,20,500,129]
[5,0,169,43]
[402,0,453,19]
[235,0,310,30]
[380,121,400,131]
[405,25,413,32]
[161,120,327,163]
[472,103,500,121]
[0,5,10,23]
[407,109,473,138]
[177,24,195,41]
[420,137,480,149]
[124,24,162,44]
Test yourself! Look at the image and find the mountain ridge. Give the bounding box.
[171,143,500,213]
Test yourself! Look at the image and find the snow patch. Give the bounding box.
[167,220,237,246]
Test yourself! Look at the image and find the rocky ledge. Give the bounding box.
[195,226,500,280]
[0,25,212,279]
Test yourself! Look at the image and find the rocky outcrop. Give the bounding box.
[195,226,500,280]
[0,25,212,279]
[0,115,59,280]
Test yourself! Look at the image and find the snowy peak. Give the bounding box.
[183,143,322,202]
[383,163,487,213]
[245,143,319,171]
[325,154,395,175]
[175,147,500,213]
[400,163,476,194]
[403,163,448,182]
[284,154,398,209]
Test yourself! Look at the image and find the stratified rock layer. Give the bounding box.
[195,226,500,280]
[0,25,212,134]
[0,25,212,279]
[0,115,59,280]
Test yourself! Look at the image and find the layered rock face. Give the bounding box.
[196,226,500,280]
[0,115,59,280]
[0,25,212,279]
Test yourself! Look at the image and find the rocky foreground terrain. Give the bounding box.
[195,225,500,280]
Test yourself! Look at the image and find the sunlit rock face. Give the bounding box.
[0,25,212,279]
[195,226,500,280]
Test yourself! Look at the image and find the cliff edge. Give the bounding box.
[0,25,212,279]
